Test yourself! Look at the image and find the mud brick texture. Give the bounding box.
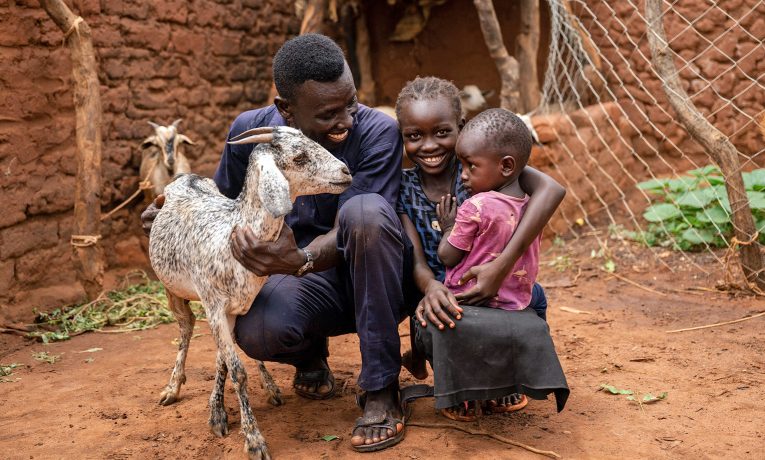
[0,0,299,306]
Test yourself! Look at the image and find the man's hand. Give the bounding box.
[415,280,463,330]
[141,195,165,236]
[231,223,306,276]
[454,259,507,306]
[436,194,457,233]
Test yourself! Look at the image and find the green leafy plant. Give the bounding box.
[626,392,668,404]
[0,363,22,377]
[0,363,22,383]
[600,384,633,395]
[630,166,765,250]
[28,271,206,343]
[590,247,617,273]
[32,351,61,364]
[547,254,573,272]
[600,384,668,408]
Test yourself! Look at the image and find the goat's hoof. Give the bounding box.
[245,441,271,460]
[158,390,179,406]
[208,411,229,437]
[267,391,283,407]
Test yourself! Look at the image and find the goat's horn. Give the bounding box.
[227,133,274,145]
[229,126,275,141]
[171,118,182,128]
[147,121,161,130]
[178,134,195,145]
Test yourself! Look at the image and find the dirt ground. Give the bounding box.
[1,235,764,459]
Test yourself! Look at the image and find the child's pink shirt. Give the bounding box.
[444,191,540,310]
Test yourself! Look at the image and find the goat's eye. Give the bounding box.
[293,152,309,165]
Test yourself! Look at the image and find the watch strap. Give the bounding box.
[294,248,314,277]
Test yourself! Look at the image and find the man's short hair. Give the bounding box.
[272,34,346,100]
[463,108,532,166]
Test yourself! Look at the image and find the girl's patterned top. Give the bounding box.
[396,164,469,282]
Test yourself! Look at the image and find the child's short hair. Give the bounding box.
[395,76,462,122]
[462,108,532,167]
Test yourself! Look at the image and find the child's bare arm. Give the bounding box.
[455,166,565,305]
[501,166,565,265]
[437,237,464,268]
[436,195,465,267]
[399,213,439,294]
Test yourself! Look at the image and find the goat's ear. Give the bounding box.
[141,137,155,149]
[178,134,195,145]
[256,153,292,218]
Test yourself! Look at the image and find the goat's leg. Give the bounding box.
[222,315,281,406]
[254,359,283,407]
[159,293,195,406]
[210,310,269,460]
[208,349,229,437]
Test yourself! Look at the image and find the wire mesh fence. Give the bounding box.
[535,0,765,290]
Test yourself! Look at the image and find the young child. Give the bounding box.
[394,77,567,420]
[438,109,541,308]
[431,107,568,418]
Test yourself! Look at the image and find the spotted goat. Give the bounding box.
[148,126,352,460]
[139,119,194,203]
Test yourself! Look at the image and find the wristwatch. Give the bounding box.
[294,248,314,277]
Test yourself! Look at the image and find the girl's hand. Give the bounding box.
[455,259,507,306]
[415,280,463,330]
[436,194,457,233]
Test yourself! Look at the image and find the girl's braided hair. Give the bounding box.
[395,76,462,122]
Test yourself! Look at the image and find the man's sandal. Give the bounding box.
[352,384,432,453]
[292,367,336,400]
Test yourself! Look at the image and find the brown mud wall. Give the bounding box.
[0,0,299,311]
[580,0,765,176]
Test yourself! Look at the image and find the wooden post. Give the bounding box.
[473,0,520,112]
[40,0,104,299]
[559,0,601,73]
[559,0,604,104]
[355,7,376,106]
[300,0,328,35]
[517,0,540,113]
[645,0,765,290]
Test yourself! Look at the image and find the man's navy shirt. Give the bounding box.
[213,104,403,248]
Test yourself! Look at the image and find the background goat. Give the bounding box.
[148,126,351,460]
[139,119,194,203]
